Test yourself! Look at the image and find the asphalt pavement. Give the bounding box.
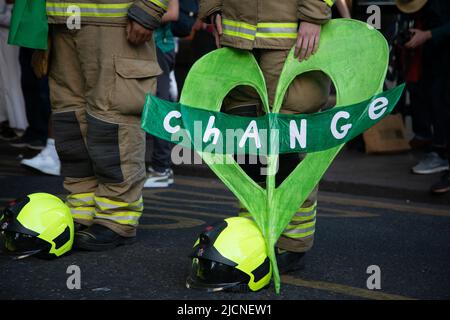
[0,140,449,300]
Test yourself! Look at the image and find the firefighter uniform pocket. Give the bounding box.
[110,56,161,116]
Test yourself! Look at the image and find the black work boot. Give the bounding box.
[275,248,306,274]
[74,222,89,233]
[75,224,136,251]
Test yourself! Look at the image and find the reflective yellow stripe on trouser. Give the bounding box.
[149,0,169,10]
[94,196,143,226]
[46,2,132,18]
[239,202,317,239]
[66,192,95,222]
[323,0,335,7]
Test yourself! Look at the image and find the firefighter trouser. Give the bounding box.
[223,49,330,252]
[49,25,161,237]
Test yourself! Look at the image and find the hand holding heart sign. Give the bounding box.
[142,19,405,293]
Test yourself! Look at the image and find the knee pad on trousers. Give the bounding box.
[53,111,94,178]
[86,113,124,183]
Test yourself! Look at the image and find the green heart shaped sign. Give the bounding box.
[142,19,404,293]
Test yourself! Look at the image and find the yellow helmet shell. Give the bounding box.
[188,217,272,292]
[2,193,74,257]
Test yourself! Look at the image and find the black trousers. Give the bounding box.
[409,82,431,140]
[410,74,448,149]
[19,48,51,143]
[149,48,176,173]
[445,80,450,161]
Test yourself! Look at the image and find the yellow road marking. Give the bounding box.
[174,176,228,190]
[145,193,377,219]
[147,200,377,220]
[2,186,450,219]
[318,207,379,218]
[139,213,205,230]
[145,199,236,212]
[144,193,234,206]
[150,180,450,218]
[144,190,377,219]
[143,189,235,205]
[144,203,229,219]
[282,275,417,300]
[321,194,450,218]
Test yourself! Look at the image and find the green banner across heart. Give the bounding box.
[142,85,404,156]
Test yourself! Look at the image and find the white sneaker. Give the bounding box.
[21,138,61,176]
[144,167,174,188]
[169,71,178,102]
[411,152,449,175]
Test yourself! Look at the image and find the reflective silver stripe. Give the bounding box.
[222,19,257,41]
[283,224,316,235]
[71,208,95,213]
[67,196,94,203]
[292,208,316,222]
[295,209,316,217]
[71,207,95,220]
[95,213,140,225]
[222,24,256,36]
[95,200,122,209]
[256,22,298,38]
[95,200,143,212]
[71,210,95,219]
[257,27,298,34]
[67,197,95,207]
[285,219,316,230]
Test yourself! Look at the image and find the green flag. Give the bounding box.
[8,0,48,50]
[142,85,404,156]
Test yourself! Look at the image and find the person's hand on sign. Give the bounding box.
[405,28,432,49]
[211,13,223,48]
[295,21,321,62]
[126,20,153,45]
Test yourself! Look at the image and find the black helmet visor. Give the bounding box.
[0,231,48,259]
[186,258,249,292]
